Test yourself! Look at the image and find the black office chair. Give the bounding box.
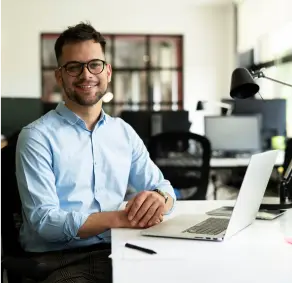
[148,132,211,200]
[1,131,51,283]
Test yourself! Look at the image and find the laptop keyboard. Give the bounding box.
[183,217,230,235]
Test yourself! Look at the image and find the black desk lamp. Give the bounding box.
[230,67,292,209]
[230,68,292,99]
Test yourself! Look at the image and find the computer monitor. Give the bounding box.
[237,48,254,69]
[120,111,151,143]
[120,110,190,144]
[43,102,59,115]
[204,115,262,156]
[222,98,286,149]
[1,98,42,138]
[150,111,190,136]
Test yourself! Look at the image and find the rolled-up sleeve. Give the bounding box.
[125,123,176,214]
[16,128,90,242]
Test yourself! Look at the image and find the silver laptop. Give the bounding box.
[141,150,279,241]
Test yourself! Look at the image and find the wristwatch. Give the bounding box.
[152,189,169,204]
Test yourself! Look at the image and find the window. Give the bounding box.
[40,33,183,116]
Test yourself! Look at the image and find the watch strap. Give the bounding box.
[152,189,168,203]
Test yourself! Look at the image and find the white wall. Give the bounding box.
[237,0,292,52]
[1,0,235,134]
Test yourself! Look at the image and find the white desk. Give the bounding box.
[211,150,285,168]
[111,200,292,283]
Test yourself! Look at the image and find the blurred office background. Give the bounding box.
[2,0,292,200]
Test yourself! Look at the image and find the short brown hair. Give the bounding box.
[54,22,106,64]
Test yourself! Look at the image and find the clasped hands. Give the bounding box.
[124,190,166,228]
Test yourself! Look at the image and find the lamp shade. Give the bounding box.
[230,68,259,99]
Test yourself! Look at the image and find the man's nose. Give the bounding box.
[80,65,93,79]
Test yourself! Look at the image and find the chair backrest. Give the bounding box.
[1,130,54,283]
[148,131,211,200]
[1,130,24,257]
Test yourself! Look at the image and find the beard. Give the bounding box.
[62,78,108,106]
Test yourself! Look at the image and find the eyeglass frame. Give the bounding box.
[57,58,107,77]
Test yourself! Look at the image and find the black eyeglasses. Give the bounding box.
[59,59,106,77]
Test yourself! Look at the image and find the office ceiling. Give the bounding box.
[192,0,233,5]
[125,0,233,6]
[155,0,233,6]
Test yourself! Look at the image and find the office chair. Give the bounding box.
[1,131,51,283]
[148,132,211,200]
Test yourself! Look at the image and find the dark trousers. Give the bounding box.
[26,243,112,283]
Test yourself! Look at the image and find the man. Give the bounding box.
[15,22,176,283]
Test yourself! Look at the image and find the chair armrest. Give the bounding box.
[2,256,52,281]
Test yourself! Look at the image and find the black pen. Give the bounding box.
[125,243,157,255]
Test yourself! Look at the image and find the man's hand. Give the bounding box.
[125,191,166,228]
[77,209,162,238]
[118,209,163,229]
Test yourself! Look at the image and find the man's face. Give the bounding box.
[55,40,112,106]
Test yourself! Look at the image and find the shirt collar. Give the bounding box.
[55,102,107,127]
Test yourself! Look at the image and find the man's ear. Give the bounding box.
[106,64,112,83]
[55,68,63,87]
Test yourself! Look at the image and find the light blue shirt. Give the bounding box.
[15,102,176,252]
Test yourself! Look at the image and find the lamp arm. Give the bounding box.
[263,76,292,88]
[253,71,292,88]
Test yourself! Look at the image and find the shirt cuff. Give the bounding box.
[64,211,91,240]
[165,197,176,215]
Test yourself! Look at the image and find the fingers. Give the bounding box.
[136,200,161,227]
[146,205,164,227]
[130,195,157,226]
[145,214,163,228]
[125,199,134,212]
[127,192,148,222]
[126,191,166,228]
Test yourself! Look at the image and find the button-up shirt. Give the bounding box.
[15,102,176,252]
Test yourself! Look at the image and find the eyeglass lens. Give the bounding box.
[65,59,104,76]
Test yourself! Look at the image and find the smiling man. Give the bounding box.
[15,22,176,283]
